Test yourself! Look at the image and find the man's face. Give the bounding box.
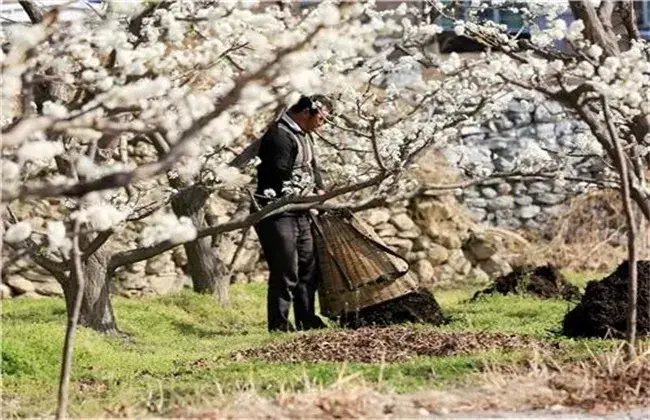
[303,107,329,132]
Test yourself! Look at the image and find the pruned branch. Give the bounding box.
[108,172,389,270]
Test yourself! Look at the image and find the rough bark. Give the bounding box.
[569,0,620,56]
[170,182,229,304]
[571,0,650,152]
[60,246,118,334]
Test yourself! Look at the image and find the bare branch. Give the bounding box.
[369,119,387,172]
[569,0,620,56]
[108,172,388,270]
[81,230,113,262]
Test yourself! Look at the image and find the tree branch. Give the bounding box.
[18,0,44,24]
[108,172,388,270]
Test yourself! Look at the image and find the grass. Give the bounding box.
[0,274,618,417]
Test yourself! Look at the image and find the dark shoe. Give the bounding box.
[297,316,328,331]
[269,322,295,333]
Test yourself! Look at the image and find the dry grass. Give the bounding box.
[185,343,650,418]
[481,342,650,413]
[510,190,650,272]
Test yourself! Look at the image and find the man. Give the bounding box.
[253,94,333,332]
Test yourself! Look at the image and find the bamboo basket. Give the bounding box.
[312,209,419,318]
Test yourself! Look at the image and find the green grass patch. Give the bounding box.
[1,281,616,417]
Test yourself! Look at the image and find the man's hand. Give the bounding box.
[316,189,326,196]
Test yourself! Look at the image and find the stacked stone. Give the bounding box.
[448,97,606,231]
[2,191,515,299]
[458,179,572,231]
[358,195,511,289]
[1,259,64,299]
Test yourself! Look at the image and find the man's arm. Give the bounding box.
[262,126,295,182]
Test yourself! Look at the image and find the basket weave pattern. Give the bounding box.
[313,211,418,318]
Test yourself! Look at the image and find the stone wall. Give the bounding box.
[446,97,604,231]
[2,191,515,300]
[6,98,595,300]
[357,194,512,289]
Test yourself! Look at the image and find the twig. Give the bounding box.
[225,228,250,283]
[55,220,85,419]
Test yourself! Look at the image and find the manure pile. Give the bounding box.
[471,264,580,301]
[563,260,650,338]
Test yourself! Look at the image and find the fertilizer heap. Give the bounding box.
[313,210,446,329]
[563,260,650,338]
[471,264,580,302]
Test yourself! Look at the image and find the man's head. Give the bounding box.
[287,94,333,133]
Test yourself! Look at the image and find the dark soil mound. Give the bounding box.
[234,327,549,363]
[338,289,448,329]
[471,264,580,301]
[562,260,650,338]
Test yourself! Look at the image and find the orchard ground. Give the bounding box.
[2,272,649,418]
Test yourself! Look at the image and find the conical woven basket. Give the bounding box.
[312,210,419,318]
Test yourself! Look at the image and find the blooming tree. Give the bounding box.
[0,0,506,337]
[434,0,649,354]
[5,0,647,413]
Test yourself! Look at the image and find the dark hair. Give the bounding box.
[288,94,333,115]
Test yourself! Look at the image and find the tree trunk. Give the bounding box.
[60,248,118,334]
[170,183,229,305]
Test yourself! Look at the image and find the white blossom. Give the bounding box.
[1,160,20,182]
[47,221,72,256]
[454,21,466,36]
[4,221,32,244]
[42,101,69,119]
[587,44,603,59]
[17,140,64,164]
[567,19,585,41]
[141,214,197,246]
[318,3,340,26]
[74,204,125,231]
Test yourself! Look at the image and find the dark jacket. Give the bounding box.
[254,114,324,208]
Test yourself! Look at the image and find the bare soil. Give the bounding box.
[471,264,581,302]
[232,327,551,363]
[562,260,650,338]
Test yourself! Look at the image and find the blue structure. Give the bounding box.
[436,1,650,39]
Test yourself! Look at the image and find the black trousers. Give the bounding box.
[254,212,322,332]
